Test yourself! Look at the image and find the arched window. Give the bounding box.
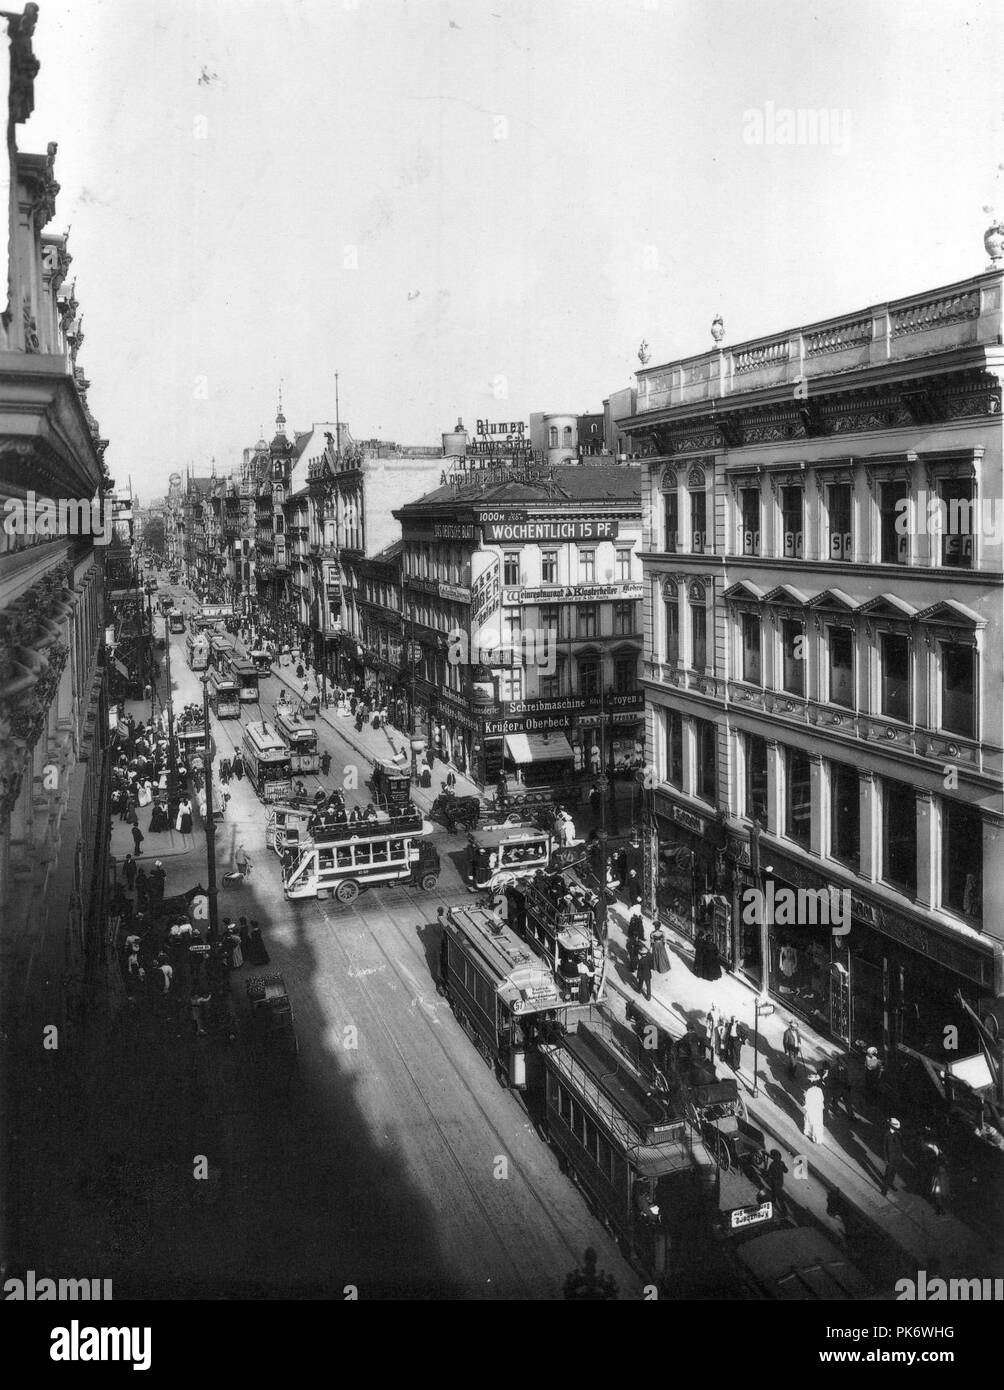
[661,468,679,554]
[548,427,558,448]
[563,425,573,443]
[663,578,680,664]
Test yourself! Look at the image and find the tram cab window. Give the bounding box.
[318,848,334,871]
[336,846,352,868]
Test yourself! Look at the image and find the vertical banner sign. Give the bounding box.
[469,552,501,683]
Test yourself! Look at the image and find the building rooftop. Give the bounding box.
[398,464,642,514]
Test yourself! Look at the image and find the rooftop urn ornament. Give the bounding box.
[637,340,651,366]
[984,165,1004,268]
[711,314,725,346]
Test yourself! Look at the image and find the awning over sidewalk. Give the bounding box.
[504,732,575,765]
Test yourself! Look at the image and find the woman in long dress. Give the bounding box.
[803,1075,825,1144]
[176,798,194,836]
[149,798,170,833]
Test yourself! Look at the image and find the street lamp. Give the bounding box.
[752,996,775,1097]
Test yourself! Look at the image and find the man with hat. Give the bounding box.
[880,1117,904,1196]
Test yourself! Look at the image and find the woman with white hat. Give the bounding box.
[864,1045,884,1098]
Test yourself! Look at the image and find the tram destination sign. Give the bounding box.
[481,516,619,543]
[730,1201,773,1229]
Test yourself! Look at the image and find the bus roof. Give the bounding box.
[230,658,257,674]
[468,825,550,851]
[310,817,431,845]
[444,905,559,1007]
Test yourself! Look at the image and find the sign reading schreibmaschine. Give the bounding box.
[481,518,619,543]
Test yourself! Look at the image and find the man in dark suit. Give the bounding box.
[880,1117,904,1196]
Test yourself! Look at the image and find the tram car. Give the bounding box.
[168,611,185,633]
[538,1014,693,1280]
[438,904,582,1090]
[250,648,272,674]
[175,721,211,766]
[465,824,557,892]
[371,759,412,812]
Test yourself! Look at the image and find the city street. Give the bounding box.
[92,605,641,1299]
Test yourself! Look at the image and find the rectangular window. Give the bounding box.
[614,601,634,635]
[666,711,683,786]
[828,483,852,561]
[741,612,761,685]
[830,762,860,869]
[579,549,595,582]
[782,619,805,696]
[881,633,910,722]
[579,660,600,701]
[690,489,707,553]
[942,800,982,921]
[664,492,679,553]
[540,550,558,583]
[941,642,975,738]
[696,718,717,802]
[740,487,760,557]
[828,628,854,708]
[616,547,632,581]
[691,604,707,671]
[578,605,597,639]
[665,598,679,665]
[785,748,811,847]
[780,486,804,560]
[882,779,917,895]
[540,604,561,642]
[880,482,909,564]
[940,479,975,569]
[503,551,520,585]
[558,1083,572,1124]
[539,664,565,700]
[745,734,768,825]
[501,669,523,702]
[614,657,635,694]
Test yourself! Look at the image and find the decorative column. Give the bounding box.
[858,769,878,882]
[915,790,937,909]
[765,738,782,839]
[982,814,1004,947]
[809,752,825,857]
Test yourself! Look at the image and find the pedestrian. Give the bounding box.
[650,926,671,973]
[826,1054,856,1119]
[782,1020,803,1077]
[235,844,252,880]
[864,1046,884,1098]
[706,1001,721,1057]
[576,956,594,1004]
[731,1018,747,1074]
[925,1143,949,1217]
[320,751,332,777]
[231,754,244,782]
[636,945,653,1001]
[762,1150,789,1217]
[803,1073,825,1144]
[135,866,149,911]
[132,824,145,857]
[176,797,194,836]
[880,1117,904,1196]
[219,757,231,785]
[715,1015,729,1062]
[122,853,137,893]
[588,783,602,823]
[626,907,645,971]
[149,860,166,908]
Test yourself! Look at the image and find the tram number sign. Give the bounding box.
[730,1201,773,1230]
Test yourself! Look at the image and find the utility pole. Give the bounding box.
[201,674,220,944]
[146,590,156,721]
[164,608,178,804]
[607,685,619,835]
[596,681,610,940]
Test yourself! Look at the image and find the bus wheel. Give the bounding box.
[420,873,439,891]
[336,879,360,904]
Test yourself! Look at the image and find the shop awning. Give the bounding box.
[504,732,575,765]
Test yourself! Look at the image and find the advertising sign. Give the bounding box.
[729,1202,773,1230]
[482,518,619,543]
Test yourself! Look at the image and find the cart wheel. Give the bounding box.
[420,873,439,891]
[336,879,360,904]
[711,1131,733,1172]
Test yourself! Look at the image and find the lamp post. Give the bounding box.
[201,673,220,944]
[752,996,775,1098]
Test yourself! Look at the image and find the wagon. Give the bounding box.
[685,1077,768,1176]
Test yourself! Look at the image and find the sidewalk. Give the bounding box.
[601,902,1001,1282]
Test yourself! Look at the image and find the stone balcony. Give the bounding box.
[632,270,1004,415]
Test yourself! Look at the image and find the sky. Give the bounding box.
[23,0,1004,501]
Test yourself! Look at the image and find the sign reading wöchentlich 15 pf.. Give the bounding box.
[480,516,619,542]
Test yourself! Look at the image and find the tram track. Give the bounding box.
[302,885,632,1296]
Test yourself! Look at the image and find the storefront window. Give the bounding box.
[770,893,831,1038]
[882,779,916,895]
[942,799,982,922]
[655,821,698,940]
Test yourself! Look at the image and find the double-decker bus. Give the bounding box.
[273,704,319,772]
[283,818,439,903]
[228,656,260,704]
[186,632,210,670]
[243,720,293,803]
[209,665,240,718]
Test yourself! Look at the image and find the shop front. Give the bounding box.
[431,687,480,778]
[652,796,723,945]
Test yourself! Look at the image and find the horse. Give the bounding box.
[431,791,481,834]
